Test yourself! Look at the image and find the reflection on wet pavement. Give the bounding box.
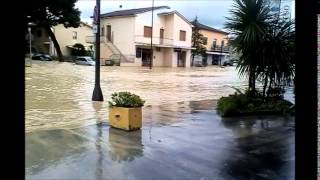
[26,98,294,180]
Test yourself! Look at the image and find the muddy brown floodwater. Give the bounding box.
[25,61,293,132]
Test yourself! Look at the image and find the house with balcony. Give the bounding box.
[30,22,93,59]
[86,6,193,67]
[191,21,230,66]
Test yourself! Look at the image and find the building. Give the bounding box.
[191,21,230,66]
[86,6,193,67]
[30,22,93,58]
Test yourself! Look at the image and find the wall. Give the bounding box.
[199,29,228,50]
[153,48,164,67]
[163,48,174,67]
[172,13,192,48]
[100,16,136,61]
[31,27,50,54]
[53,23,93,56]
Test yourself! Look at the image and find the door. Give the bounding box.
[160,29,164,44]
[141,49,151,66]
[107,25,111,42]
[177,51,186,67]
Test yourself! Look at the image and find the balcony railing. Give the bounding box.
[135,35,174,46]
[85,36,106,44]
[210,45,230,52]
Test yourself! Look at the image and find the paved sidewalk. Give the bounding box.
[26,100,294,180]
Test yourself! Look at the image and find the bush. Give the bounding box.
[217,91,293,117]
[108,92,145,108]
[71,43,86,56]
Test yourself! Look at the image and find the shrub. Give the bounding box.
[108,92,145,108]
[217,90,293,117]
[71,43,86,56]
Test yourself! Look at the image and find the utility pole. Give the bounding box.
[149,0,154,69]
[92,0,104,101]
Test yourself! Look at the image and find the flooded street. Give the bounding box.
[26,61,294,179]
[26,61,247,132]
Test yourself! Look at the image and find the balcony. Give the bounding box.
[135,35,174,47]
[210,45,230,52]
[85,36,106,44]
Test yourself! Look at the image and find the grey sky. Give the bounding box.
[76,0,295,31]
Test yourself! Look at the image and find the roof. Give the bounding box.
[101,6,170,18]
[157,11,193,26]
[191,21,228,34]
[80,21,92,28]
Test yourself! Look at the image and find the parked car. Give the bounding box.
[32,53,53,61]
[223,60,234,66]
[75,56,95,66]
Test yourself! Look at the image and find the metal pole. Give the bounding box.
[149,0,154,69]
[28,27,32,67]
[92,0,104,101]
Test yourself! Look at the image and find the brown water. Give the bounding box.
[25,61,276,132]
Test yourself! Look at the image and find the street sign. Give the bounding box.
[93,25,97,34]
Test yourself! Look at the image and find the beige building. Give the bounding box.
[31,22,93,57]
[191,21,230,65]
[86,6,193,67]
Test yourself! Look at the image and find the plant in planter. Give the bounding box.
[108,92,145,131]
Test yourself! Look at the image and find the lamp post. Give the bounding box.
[92,0,104,101]
[149,0,154,69]
[27,16,34,67]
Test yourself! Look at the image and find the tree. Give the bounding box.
[191,16,206,66]
[27,0,81,62]
[225,0,271,95]
[256,19,295,98]
[71,43,86,56]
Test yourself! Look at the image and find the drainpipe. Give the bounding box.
[149,0,154,69]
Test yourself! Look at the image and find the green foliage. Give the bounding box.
[27,0,81,28]
[191,16,207,56]
[217,90,293,117]
[225,0,295,97]
[108,92,145,108]
[225,0,271,91]
[71,43,86,56]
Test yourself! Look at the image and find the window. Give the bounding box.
[144,26,152,37]
[212,39,217,49]
[136,48,142,58]
[179,30,186,41]
[72,31,77,40]
[221,40,225,47]
[202,37,208,45]
[101,27,105,36]
[37,30,42,37]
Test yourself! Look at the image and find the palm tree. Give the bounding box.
[256,19,295,98]
[225,0,271,95]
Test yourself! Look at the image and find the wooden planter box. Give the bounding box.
[109,107,142,131]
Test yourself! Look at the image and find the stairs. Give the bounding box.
[105,42,133,64]
[86,35,134,65]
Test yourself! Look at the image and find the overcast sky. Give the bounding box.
[76,0,295,31]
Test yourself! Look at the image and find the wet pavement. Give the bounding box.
[26,61,295,180]
[26,100,294,180]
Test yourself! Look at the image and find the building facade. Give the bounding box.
[30,22,93,57]
[87,6,193,67]
[191,21,230,66]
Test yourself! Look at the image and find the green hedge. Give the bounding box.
[108,92,145,108]
[217,93,294,117]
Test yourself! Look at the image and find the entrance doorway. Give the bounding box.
[177,51,186,67]
[107,25,111,42]
[141,49,152,66]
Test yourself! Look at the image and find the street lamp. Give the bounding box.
[92,0,104,101]
[27,16,35,67]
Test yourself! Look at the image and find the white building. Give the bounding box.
[87,6,193,67]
